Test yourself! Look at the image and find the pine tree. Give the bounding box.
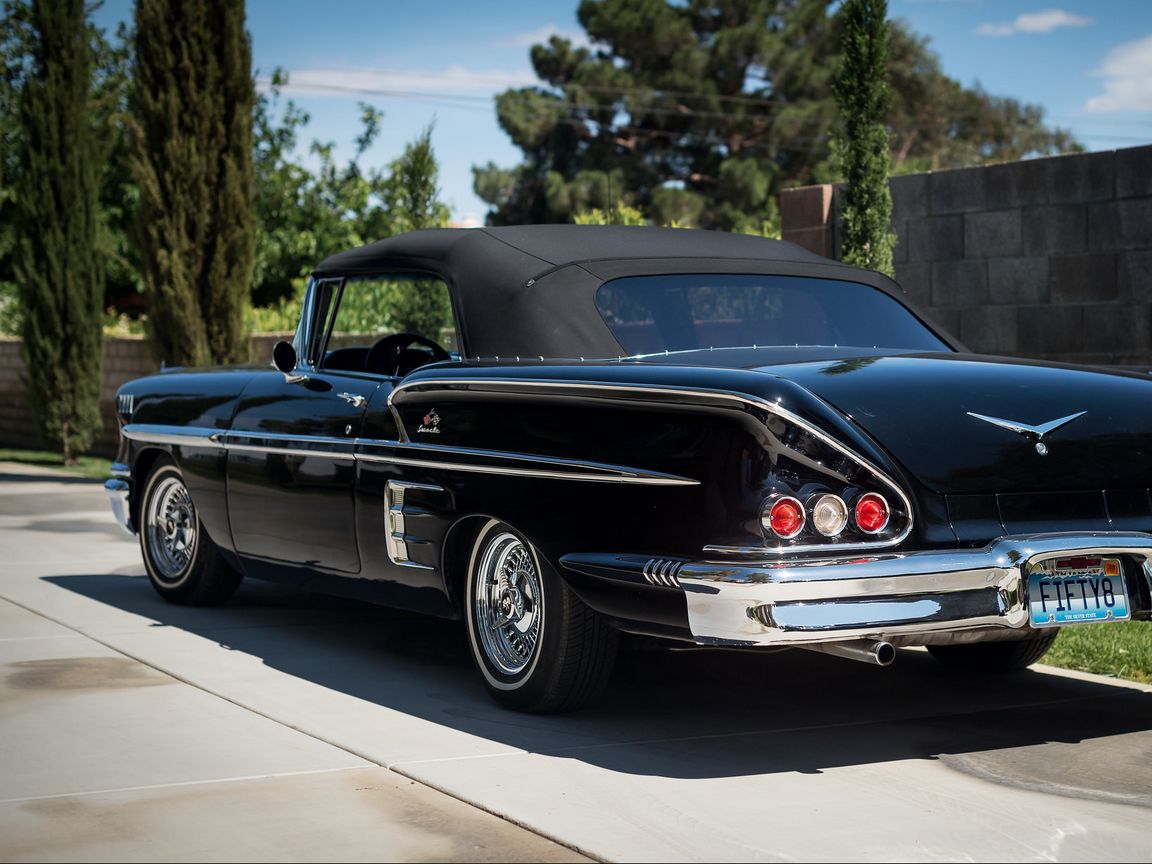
[10,0,106,463]
[833,0,895,276]
[129,0,255,366]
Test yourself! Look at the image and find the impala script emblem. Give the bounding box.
[965,410,1086,456]
[417,409,441,434]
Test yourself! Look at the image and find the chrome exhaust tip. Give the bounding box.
[800,639,896,667]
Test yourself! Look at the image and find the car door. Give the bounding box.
[227,278,379,575]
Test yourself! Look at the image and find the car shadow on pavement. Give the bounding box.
[44,572,1152,797]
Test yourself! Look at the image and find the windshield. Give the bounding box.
[595,273,950,356]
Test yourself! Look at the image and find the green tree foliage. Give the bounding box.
[6,0,107,462]
[252,81,397,307]
[834,0,895,275]
[474,0,1079,227]
[249,94,453,339]
[0,6,131,338]
[130,0,255,366]
[573,201,647,225]
[378,127,452,337]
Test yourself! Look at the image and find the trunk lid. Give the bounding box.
[759,354,1152,494]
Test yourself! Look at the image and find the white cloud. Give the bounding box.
[1015,9,1093,32]
[504,25,591,49]
[976,8,1092,37]
[975,22,1015,36]
[258,66,537,99]
[1085,34,1152,113]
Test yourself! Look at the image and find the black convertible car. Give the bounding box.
[106,225,1152,712]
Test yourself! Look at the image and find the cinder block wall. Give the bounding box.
[0,335,291,458]
[780,144,1152,367]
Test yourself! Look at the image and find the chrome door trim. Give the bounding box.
[122,424,225,448]
[389,377,915,552]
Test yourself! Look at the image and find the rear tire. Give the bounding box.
[464,519,618,713]
[139,457,242,606]
[927,630,1059,672]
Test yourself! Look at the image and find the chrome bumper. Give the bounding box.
[104,470,134,536]
[678,533,1152,646]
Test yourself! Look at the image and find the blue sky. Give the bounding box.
[93,0,1152,226]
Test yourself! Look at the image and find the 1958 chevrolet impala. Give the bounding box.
[106,225,1152,712]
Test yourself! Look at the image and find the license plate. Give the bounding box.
[1028,556,1130,627]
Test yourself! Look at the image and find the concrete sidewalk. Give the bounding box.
[1,466,1150,862]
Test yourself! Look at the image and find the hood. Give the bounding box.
[759,354,1152,494]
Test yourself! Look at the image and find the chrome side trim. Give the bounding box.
[222,430,356,461]
[678,532,1152,645]
[642,557,684,588]
[358,450,697,486]
[389,377,914,552]
[225,442,356,461]
[384,480,443,569]
[123,424,689,484]
[122,424,224,448]
[110,462,131,480]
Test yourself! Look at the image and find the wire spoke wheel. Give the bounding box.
[145,475,198,585]
[472,532,543,675]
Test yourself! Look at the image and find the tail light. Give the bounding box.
[810,493,849,537]
[854,492,890,534]
[763,496,805,539]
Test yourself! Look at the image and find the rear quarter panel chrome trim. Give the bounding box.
[389,376,915,553]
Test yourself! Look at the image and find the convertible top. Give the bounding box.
[312,225,903,359]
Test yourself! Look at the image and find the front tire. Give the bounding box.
[139,457,242,605]
[927,630,1059,672]
[464,519,618,713]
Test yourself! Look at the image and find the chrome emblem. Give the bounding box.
[966,410,1086,455]
[417,409,441,435]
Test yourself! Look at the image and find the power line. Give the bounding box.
[261,79,1152,144]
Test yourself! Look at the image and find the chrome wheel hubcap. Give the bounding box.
[473,532,542,675]
[146,475,197,583]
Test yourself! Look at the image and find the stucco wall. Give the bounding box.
[0,335,291,458]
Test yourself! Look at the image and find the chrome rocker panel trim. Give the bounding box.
[677,532,1152,646]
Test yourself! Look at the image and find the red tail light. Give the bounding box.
[764,496,805,539]
[854,493,890,534]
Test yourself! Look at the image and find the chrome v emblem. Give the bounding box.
[966,410,1086,455]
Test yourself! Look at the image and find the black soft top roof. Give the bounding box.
[311,225,903,359]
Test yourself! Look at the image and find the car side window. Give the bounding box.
[315,273,457,377]
[305,278,344,367]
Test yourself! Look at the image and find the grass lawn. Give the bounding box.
[1044,620,1152,685]
[0,447,112,480]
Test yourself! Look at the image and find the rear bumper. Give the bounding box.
[679,533,1152,646]
[561,533,1152,646]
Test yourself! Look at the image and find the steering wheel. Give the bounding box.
[364,332,450,377]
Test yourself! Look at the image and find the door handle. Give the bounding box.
[337,392,367,408]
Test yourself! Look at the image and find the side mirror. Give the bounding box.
[272,340,306,384]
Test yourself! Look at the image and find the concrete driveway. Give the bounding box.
[1,465,1150,862]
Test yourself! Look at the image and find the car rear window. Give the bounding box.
[594,273,950,355]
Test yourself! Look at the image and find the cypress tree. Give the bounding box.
[130,0,255,367]
[11,0,105,463]
[833,0,896,276]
